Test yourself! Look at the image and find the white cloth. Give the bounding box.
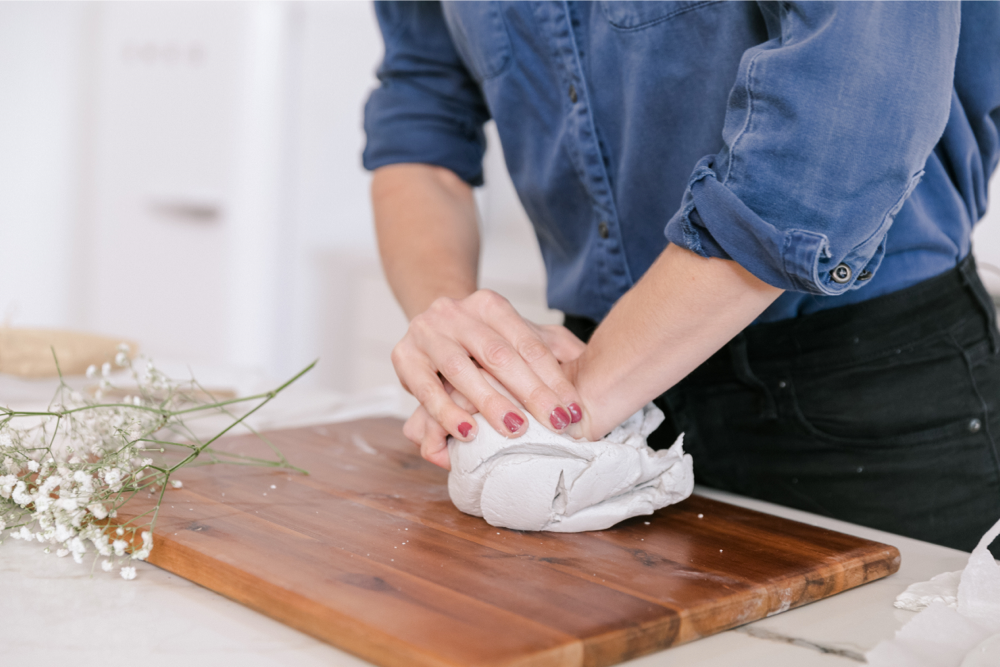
[867,517,1000,667]
[447,403,693,532]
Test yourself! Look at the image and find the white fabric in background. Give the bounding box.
[447,403,693,532]
[867,517,1000,667]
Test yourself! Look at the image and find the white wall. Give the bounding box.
[972,177,1000,293]
[0,1,554,395]
[0,3,90,328]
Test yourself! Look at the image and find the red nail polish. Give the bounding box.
[550,407,571,430]
[503,412,524,433]
[458,422,472,438]
[568,403,582,424]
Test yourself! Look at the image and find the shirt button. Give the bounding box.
[831,263,852,284]
[598,221,609,239]
[568,84,578,104]
[857,269,873,281]
[969,418,983,433]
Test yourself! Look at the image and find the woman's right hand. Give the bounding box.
[392,289,587,452]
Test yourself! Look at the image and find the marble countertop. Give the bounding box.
[0,372,971,666]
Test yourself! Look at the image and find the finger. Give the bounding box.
[404,405,452,468]
[464,295,581,430]
[535,324,587,363]
[403,407,427,446]
[419,416,452,470]
[392,342,477,441]
[442,381,477,414]
[417,333,529,438]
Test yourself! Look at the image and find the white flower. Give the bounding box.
[133,531,153,560]
[101,560,113,572]
[0,433,11,449]
[0,474,17,499]
[115,351,128,367]
[101,362,111,378]
[33,495,52,513]
[170,480,183,489]
[11,481,31,506]
[87,503,108,520]
[54,497,78,511]
[104,468,123,492]
[26,460,38,472]
[69,536,86,556]
[120,566,136,580]
[54,523,74,543]
[56,548,69,558]
[112,539,127,557]
[117,342,130,355]
[86,364,97,379]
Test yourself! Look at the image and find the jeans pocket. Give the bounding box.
[785,333,984,449]
[600,1,722,30]
[441,2,512,82]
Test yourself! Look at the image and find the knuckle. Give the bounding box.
[550,376,576,398]
[390,342,407,367]
[402,419,422,443]
[412,380,440,407]
[429,296,458,316]
[472,289,507,314]
[481,340,516,369]
[518,338,550,364]
[440,354,469,380]
[526,383,553,408]
[422,434,445,457]
[408,315,435,339]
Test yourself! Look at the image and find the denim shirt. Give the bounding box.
[363,1,1000,324]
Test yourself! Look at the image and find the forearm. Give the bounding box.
[570,243,783,439]
[372,163,480,319]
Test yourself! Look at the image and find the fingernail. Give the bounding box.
[568,403,583,424]
[503,412,524,434]
[550,407,571,430]
[458,422,472,438]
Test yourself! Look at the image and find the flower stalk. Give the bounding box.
[0,346,314,579]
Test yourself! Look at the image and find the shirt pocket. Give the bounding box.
[600,1,722,30]
[441,2,512,82]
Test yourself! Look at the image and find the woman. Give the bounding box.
[363,1,1000,553]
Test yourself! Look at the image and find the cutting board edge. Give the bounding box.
[147,536,592,667]
[575,540,901,667]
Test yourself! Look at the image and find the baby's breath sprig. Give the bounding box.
[0,345,314,579]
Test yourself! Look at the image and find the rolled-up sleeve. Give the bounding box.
[664,2,961,295]
[363,1,490,186]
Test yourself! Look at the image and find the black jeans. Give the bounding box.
[565,255,1000,555]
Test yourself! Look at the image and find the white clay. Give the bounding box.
[447,402,693,532]
[894,570,962,612]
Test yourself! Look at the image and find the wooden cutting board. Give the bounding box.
[123,418,900,667]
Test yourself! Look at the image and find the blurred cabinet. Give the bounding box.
[83,2,292,370]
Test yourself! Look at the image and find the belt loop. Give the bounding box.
[729,333,778,420]
[960,255,1000,354]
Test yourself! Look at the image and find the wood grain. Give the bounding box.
[120,418,901,667]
